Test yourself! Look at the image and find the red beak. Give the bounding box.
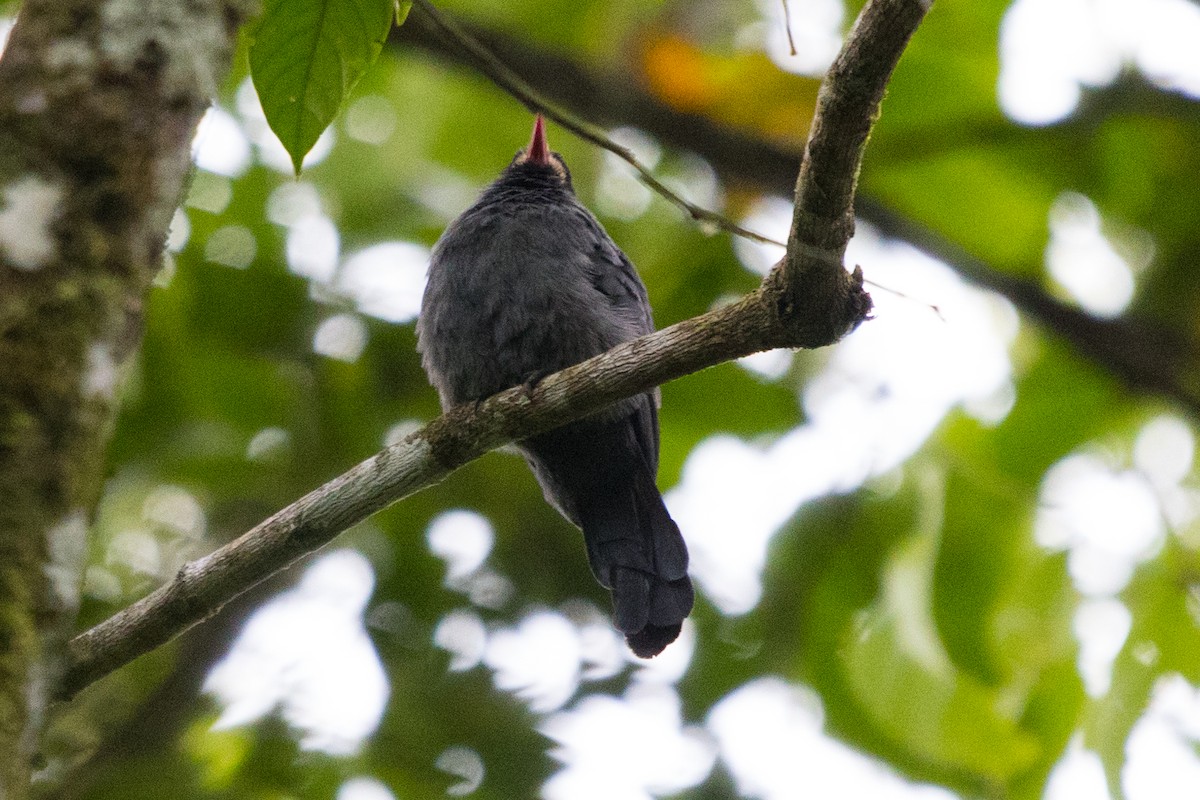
[526,114,551,165]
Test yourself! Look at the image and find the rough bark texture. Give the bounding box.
[0,0,254,793]
[770,0,929,346]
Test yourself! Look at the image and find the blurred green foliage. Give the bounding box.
[32,0,1200,798]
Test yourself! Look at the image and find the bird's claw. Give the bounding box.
[519,369,551,402]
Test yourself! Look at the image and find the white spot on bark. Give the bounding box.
[17,92,48,114]
[166,207,190,253]
[83,342,118,399]
[0,176,63,271]
[99,0,226,98]
[46,39,95,73]
[22,661,49,761]
[45,510,89,613]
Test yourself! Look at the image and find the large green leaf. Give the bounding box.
[250,0,396,173]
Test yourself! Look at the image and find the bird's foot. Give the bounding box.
[518,369,551,402]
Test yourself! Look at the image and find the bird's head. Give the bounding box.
[506,114,573,190]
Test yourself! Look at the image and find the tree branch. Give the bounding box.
[773,0,929,344]
[60,0,934,699]
[391,7,1200,415]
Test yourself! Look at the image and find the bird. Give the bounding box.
[416,115,693,657]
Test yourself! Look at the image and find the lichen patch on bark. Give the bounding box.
[0,175,63,271]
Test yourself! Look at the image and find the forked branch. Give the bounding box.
[60,0,934,699]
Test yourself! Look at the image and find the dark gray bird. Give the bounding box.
[416,115,693,657]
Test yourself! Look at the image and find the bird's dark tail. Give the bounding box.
[581,467,694,657]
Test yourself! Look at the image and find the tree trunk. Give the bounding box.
[0,0,252,793]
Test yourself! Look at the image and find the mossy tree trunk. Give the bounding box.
[0,0,252,794]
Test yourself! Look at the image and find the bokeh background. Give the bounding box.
[8,0,1200,797]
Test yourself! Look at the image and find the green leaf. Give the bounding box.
[395,0,413,26]
[250,0,395,174]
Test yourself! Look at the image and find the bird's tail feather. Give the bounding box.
[582,469,693,657]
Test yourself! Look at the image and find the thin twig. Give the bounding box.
[781,0,798,56]
[756,236,943,316]
[766,0,930,348]
[410,0,783,247]
[864,279,945,320]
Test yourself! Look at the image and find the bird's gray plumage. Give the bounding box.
[416,119,693,657]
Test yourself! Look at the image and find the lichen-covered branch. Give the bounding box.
[61,0,932,699]
[0,0,254,793]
